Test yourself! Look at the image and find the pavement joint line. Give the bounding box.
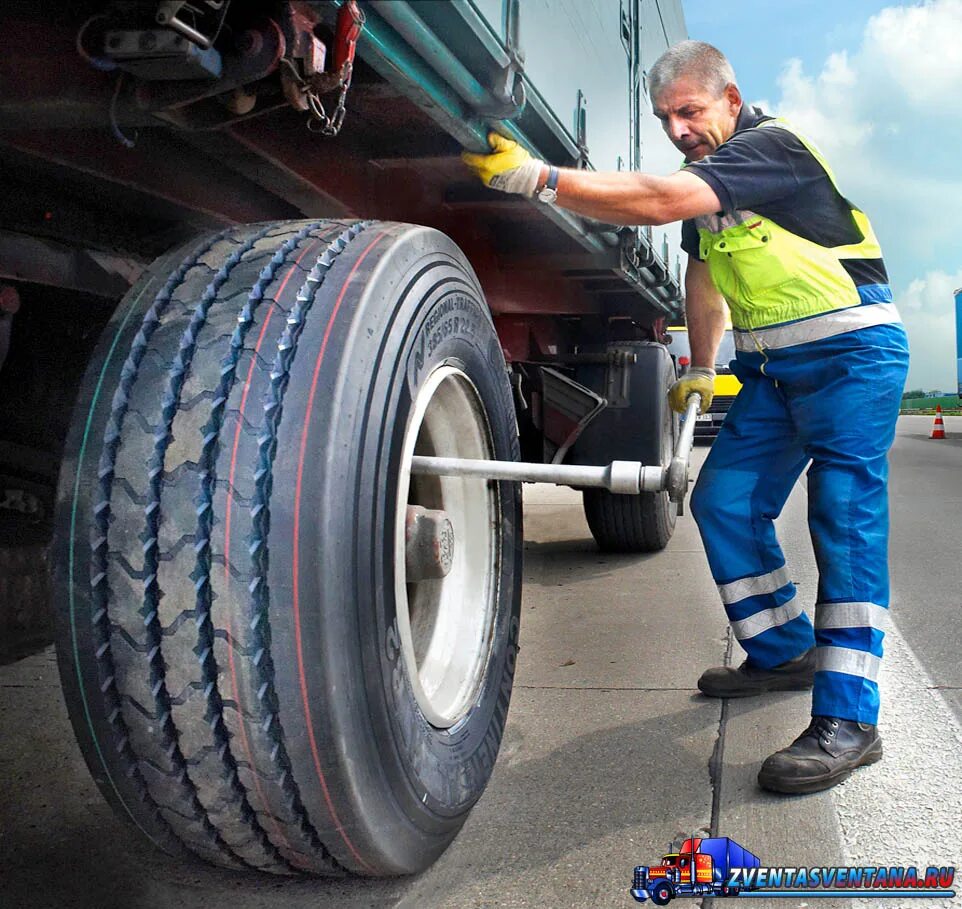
[698,628,735,909]
[707,698,728,836]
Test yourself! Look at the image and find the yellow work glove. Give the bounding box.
[668,367,715,415]
[461,131,545,197]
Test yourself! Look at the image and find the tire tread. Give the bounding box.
[583,488,675,553]
[82,221,370,874]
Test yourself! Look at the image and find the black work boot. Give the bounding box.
[757,716,882,794]
[697,648,815,698]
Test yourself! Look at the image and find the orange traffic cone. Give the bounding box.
[930,405,946,439]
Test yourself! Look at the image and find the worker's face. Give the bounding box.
[652,79,742,161]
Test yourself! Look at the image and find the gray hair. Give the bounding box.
[648,40,738,103]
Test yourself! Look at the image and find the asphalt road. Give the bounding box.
[1,415,959,908]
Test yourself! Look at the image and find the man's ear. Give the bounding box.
[724,83,743,113]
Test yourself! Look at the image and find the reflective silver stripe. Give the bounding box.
[815,602,888,631]
[730,595,805,641]
[694,208,763,235]
[817,646,881,682]
[717,565,791,605]
[734,302,902,352]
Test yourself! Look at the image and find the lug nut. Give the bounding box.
[405,506,455,582]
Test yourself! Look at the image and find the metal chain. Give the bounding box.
[305,80,350,136]
[279,56,351,137]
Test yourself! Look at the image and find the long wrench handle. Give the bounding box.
[676,392,702,459]
[667,392,702,504]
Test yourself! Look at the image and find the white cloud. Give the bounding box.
[862,0,962,108]
[760,0,962,389]
[898,269,962,390]
[901,269,962,314]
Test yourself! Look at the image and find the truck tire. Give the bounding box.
[650,880,674,905]
[52,219,523,877]
[581,355,677,552]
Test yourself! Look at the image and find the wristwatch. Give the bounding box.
[537,166,559,204]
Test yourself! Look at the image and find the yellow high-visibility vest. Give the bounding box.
[692,119,889,333]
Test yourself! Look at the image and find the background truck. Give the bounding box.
[0,0,687,877]
[666,321,742,440]
[631,836,762,904]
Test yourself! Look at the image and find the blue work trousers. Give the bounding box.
[690,323,910,724]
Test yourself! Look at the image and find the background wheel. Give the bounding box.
[52,219,522,876]
[581,352,677,552]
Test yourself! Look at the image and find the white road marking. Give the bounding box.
[835,621,962,909]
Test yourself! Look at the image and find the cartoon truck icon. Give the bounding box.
[631,836,761,904]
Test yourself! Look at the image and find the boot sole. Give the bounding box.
[697,675,814,699]
[757,741,883,795]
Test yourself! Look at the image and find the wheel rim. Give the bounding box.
[394,364,500,728]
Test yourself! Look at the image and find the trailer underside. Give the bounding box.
[0,0,686,659]
[1,2,682,334]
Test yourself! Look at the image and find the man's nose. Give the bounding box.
[667,116,688,142]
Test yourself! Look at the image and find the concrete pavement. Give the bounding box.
[1,418,960,907]
[890,414,962,721]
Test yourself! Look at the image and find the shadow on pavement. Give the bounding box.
[0,645,722,908]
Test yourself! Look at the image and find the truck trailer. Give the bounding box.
[0,0,689,876]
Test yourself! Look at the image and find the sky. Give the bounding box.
[682,0,962,391]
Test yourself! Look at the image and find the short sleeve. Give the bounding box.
[681,219,701,260]
[684,126,825,213]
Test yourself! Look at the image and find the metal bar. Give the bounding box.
[410,395,702,502]
[0,229,144,298]
[331,0,679,305]
[368,1,497,112]
[333,1,614,255]
[410,455,665,495]
[517,78,582,161]
[667,393,701,503]
[445,0,581,161]
[369,0,604,238]
[445,0,510,68]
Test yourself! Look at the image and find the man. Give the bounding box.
[462,40,909,795]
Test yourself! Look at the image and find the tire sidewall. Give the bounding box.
[273,225,522,869]
[374,285,521,818]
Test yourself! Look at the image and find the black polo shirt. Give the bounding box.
[681,105,868,259]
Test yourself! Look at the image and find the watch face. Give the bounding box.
[539,188,557,204]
